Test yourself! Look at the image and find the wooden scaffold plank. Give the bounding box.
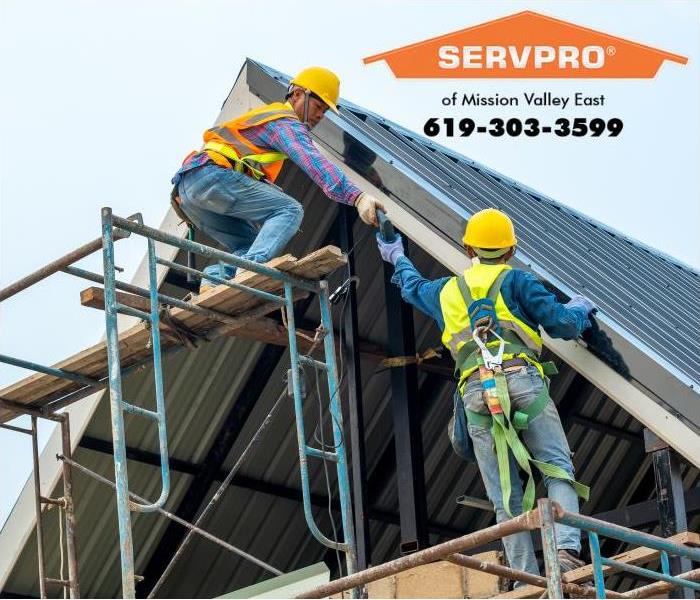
[496,532,700,599]
[0,246,346,422]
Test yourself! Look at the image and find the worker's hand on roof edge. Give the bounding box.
[376,232,405,265]
[355,192,385,226]
[565,294,596,314]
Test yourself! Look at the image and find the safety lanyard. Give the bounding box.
[474,327,589,517]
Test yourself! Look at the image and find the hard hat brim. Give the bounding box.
[320,95,339,114]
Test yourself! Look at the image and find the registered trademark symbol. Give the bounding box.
[607,45,616,56]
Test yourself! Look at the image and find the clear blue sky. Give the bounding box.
[1,0,698,527]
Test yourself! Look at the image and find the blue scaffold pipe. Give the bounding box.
[557,509,700,563]
[155,258,285,305]
[129,233,170,514]
[115,303,152,322]
[318,280,358,580]
[661,551,671,576]
[305,445,339,462]
[284,283,347,553]
[588,531,607,599]
[0,354,101,387]
[101,207,136,599]
[121,403,158,420]
[64,264,269,328]
[601,557,700,593]
[109,212,319,293]
[298,355,329,371]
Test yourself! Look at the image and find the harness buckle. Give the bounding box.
[472,325,505,370]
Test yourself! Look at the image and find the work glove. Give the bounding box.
[566,294,596,314]
[376,232,405,265]
[355,192,385,226]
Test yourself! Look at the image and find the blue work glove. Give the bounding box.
[566,294,596,314]
[376,232,405,265]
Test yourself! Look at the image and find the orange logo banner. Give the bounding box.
[363,11,687,78]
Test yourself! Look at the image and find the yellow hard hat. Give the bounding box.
[290,66,340,114]
[463,208,517,249]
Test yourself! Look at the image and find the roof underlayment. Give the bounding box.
[1,59,698,598]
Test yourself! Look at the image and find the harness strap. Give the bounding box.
[454,270,540,379]
[456,274,473,307]
[468,364,589,516]
[455,341,537,378]
[465,378,549,429]
[203,141,287,180]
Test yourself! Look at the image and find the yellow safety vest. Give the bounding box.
[201,102,297,182]
[439,263,543,390]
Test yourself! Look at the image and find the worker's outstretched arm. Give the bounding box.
[377,234,449,330]
[514,271,594,339]
[265,119,383,224]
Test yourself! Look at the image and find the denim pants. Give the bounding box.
[177,164,304,280]
[465,365,580,580]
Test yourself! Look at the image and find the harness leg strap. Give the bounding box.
[474,366,590,517]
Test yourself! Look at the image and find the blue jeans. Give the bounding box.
[465,365,580,581]
[177,164,304,281]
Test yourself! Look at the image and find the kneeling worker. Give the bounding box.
[172,66,384,293]
[376,208,595,580]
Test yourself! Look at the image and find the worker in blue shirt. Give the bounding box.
[376,208,595,582]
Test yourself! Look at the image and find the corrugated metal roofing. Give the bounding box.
[2,59,699,598]
[247,59,700,418]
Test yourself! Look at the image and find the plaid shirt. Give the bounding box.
[173,117,362,205]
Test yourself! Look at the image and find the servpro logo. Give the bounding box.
[438,45,607,71]
[363,11,687,78]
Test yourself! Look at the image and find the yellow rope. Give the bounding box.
[381,347,442,368]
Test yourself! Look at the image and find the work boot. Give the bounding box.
[559,549,593,599]
[558,549,585,572]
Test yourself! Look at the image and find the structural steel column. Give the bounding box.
[382,239,428,554]
[645,429,692,600]
[339,206,371,573]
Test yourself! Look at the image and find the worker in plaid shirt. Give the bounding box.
[172,66,384,293]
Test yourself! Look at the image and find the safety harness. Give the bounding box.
[170,140,287,227]
[455,272,590,517]
[202,140,287,182]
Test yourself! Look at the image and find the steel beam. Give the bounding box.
[594,486,700,529]
[338,206,371,574]
[382,239,428,554]
[645,430,692,599]
[569,414,641,445]
[366,373,447,506]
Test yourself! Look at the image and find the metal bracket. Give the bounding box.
[472,326,505,370]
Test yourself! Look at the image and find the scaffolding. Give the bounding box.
[296,499,700,599]
[0,208,357,598]
[2,209,699,600]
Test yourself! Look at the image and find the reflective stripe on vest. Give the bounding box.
[201,102,295,182]
[203,141,287,181]
[439,263,543,387]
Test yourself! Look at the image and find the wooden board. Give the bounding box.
[0,246,346,422]
[497,532,700,599]
[81,287,390,359]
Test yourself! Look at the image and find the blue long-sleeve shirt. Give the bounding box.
[390,256,591,339]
